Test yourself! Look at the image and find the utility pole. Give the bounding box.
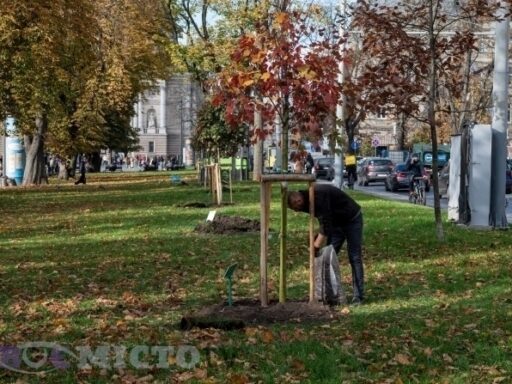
[490,4,509,228]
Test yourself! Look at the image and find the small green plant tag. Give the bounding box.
[224,263,238,306]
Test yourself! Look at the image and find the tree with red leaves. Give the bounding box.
[212,4,343,302]
[213,6,343,175]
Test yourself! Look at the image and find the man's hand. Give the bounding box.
[314,233,326,249]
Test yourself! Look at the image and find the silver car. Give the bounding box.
[357,157,394,186]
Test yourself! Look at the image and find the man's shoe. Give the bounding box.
[351,297,363,306]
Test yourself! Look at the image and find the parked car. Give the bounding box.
[312,157,334,180]
[356,157,366,176]
[357,157,394,186]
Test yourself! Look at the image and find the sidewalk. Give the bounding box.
[349,182,512,226]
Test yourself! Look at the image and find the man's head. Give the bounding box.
[411,155,419,164]
[287,191,305,211]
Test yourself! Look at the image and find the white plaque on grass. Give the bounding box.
[206,210,216,222]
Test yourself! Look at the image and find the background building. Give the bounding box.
[130,73,203,166]
[0,74,204,168]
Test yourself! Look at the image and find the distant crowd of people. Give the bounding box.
[290,151,316,174]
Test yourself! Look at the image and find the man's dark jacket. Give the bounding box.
[298,184,361,237]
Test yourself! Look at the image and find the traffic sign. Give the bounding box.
[351,141,360,150]
[371,137,380,147]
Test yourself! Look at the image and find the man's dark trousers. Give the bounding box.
[328,213,364,301]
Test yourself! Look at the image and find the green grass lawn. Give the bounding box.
[0,171,511,383]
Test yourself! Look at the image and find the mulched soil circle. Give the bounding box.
[180,299,340,330]
[194,215,260,234]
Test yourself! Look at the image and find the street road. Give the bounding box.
[318,178,512,223]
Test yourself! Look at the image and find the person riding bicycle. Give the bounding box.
[406,154,424,194]
[345,150,357,187]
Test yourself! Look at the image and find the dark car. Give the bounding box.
[313,157,334,180]
[385,163,411,192]
[357,157,394,186]
[385,162,431,192]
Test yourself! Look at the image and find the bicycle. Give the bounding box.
[409,176,427,205]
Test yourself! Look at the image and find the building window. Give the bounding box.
[148,141,154,153]
[148,87,159,97]
[377,107,387,119]
[147,108,157,132]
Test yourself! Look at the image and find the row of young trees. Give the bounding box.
[195,0,504,240]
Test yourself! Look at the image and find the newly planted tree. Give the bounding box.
[213,5,343,301]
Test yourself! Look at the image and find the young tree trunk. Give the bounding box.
[279,95,290,303]
[345,117,357,153]
[22,114,48,186]
[395,112,407,150]
[427,4,444,242]
[58,161,69,180]
[252,107,263,181]
[69,155,77,178]
[90,152,102,172]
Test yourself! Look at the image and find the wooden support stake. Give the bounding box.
[260,181,270,306]
[229,170,233,204]
[308,181,316,303]
[279,182,287,303]
[258,174,315,307]
[210,166,216,204]
[216,164,222,205]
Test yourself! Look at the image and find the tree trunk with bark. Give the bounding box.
[90,152,102,172]
[23,114,48,186]
[58,162,69,180]
[279,95,290,304]
[427,4,444,241]
[395,112,407,150]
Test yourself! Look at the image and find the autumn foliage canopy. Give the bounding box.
[212,8,344,143]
